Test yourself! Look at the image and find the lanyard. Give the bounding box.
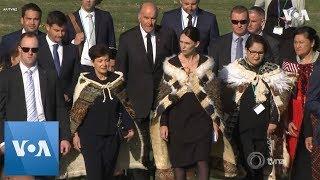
[277,0,289,18]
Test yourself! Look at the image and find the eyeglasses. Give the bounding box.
[20,46,39,53]
[248,49,264,56]
[231,20,248,25]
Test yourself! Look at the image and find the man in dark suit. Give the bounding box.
[0,3,44,58]
[248,6,280,64]
[208,6,250,117]
[161,0,219,55]
[209,5,250,74]
[116,2,179,179]
[0,32,71,178]
[64,0,116,72]
[37,11,80,107]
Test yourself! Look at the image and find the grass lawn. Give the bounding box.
[0,0,319,44]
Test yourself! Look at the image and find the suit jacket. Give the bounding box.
[0,65,71,142]
[116,25,179,118]
[37,36,81,98]
[263,33,280,64]
[0,29,45,57]
[64,8,116,49]
[209,32,233,74]
[161,8,219,55]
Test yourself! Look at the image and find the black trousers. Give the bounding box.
[239,131,268,180]
[79,133,120,180]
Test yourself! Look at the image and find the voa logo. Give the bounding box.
[12,140,51,157]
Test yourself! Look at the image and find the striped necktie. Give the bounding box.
[25,69,38,121]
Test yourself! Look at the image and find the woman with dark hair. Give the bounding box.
[59,44,138,180]
[150,26,223,180]
[282,26,320,180]
[220,34,294,179]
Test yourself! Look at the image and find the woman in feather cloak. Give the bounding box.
[150,26,243,180]
[219,34,295,179]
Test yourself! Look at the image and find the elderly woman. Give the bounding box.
[150,26,222,180]
[220,34,294,179]
[60,44,137,180]
[282,26,320,180]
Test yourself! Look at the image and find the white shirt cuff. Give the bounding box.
[71,39,75,45]
[0,142,4,148]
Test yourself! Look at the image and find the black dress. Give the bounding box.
[161,56,213,168]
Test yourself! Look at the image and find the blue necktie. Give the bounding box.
[53,44,61,76]
[235,37,243,60]
[26,70,38,121]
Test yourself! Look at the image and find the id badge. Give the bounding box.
[253,104,265,115]
[273,26,283,35]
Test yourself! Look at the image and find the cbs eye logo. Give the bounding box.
[12,140,52,157]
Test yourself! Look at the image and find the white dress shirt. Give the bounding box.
[181,8,198,29]
[20,62,46,121]
[0,63,46,148]
[140,24,156,63]
[231,33,250,62]
[78,7,96,66]
[46,35,63,65]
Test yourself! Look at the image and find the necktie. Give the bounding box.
[87,13,96,48]
[52,44,61,76]
[235,37,243,60]
[25,70,38,121]
[187,14,193,27]
[146,33,154,68]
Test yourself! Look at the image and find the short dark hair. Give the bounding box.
[294,26,320,51]
[245,34,268,53]
[230,5,248,18]
[249,6,265,17]
[19,32,39,46]
[46,11,67,27]
[89,44,111,61]
[181,26,200,42]
[21,3,42,18]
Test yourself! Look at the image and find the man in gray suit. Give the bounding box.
[248,6,280,64]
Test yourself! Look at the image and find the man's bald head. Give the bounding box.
[138,2,158,33]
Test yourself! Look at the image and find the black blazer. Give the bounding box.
[116,25,179,118]
[263,33,280,64]
[161,8,219,55]
[209,32,233,74]
[64,8,116,48]
[0,29,45,57]
[0,65,71,142]
[37,36,81,98]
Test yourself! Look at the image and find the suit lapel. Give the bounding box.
[176,9,183,35]
[134,27,152,69]
[12,65,27,118]
[41,40,56,69]
[154,27,161,71]
[94,8,100,39]
[196,9,203,31]
[74,11,84,32]
[225,33,233,66]
[38,67,47,109]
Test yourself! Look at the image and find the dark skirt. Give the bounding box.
[166,92,212,167]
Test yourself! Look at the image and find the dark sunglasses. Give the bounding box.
[20,46,39,53]
[231,20,248,25]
